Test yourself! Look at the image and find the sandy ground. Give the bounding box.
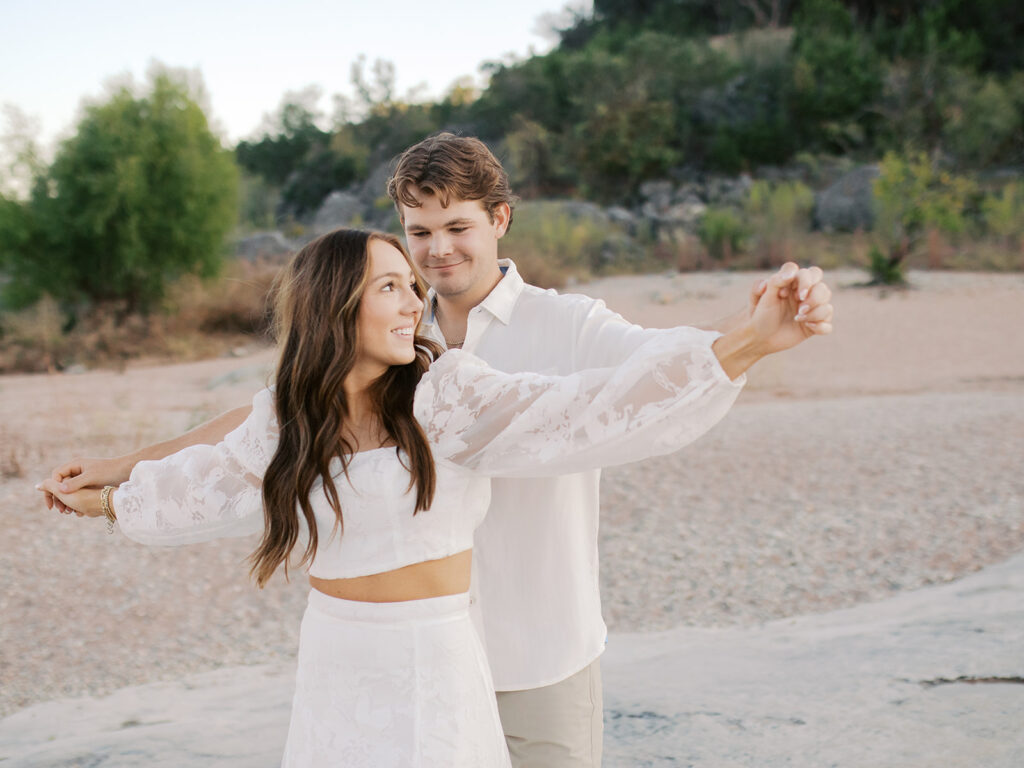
[1,268,1022,718]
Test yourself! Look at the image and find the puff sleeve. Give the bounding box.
[113,388,277,546]
[413,326,744,478]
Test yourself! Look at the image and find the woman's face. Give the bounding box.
[353,239,424,376]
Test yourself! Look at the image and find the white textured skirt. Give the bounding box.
[281,588,511,768]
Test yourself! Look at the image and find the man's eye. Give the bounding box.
[410,231,428,238]
[449,227,466,234]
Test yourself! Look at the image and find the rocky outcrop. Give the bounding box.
[813,164,879,232]
[3,553,1021,767]
[233,231,294,262]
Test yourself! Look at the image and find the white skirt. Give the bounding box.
[281,589,511,768]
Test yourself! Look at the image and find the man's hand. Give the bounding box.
[43,456,132,514]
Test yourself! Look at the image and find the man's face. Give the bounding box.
[400,188,509,301]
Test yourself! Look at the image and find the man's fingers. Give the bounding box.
[52,460,85,492]
[60,471,92,493]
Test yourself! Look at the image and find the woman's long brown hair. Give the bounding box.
[249,229,442,588]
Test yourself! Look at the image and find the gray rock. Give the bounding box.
[233,232,292,262]
[3,554,1021,766]
[638,180,674,215]
[360,162,395,206]
[312,191,365,235]
[813,164,880,233]
[662,201,708,227]
[606,206,637,229]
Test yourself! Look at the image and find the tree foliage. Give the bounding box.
[0,71,238,313]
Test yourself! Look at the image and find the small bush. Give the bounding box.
[499,201,637,288]
[745,180,815,267]
[868,244,906,285]
[698,208,749,262]
[982,183,1024,245]
[872,152,977,280]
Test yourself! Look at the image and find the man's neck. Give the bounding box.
[433,265,504,344]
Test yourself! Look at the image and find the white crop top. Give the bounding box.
[113,327,744,578]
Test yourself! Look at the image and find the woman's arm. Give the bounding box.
[37,392,274,545]
[43,406,252,514]
[416,267,832,477]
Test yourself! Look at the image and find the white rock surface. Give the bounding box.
[3,553,1021,767]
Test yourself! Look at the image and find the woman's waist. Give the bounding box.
[308,548,472,604]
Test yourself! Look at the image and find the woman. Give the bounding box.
[38,228,758,766]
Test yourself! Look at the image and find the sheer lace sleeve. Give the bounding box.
[414,327,744,478]
[113,388,277,546]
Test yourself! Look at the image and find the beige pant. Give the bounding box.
[495,658,603,768]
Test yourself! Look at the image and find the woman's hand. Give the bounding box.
[747,263,833,354]
[713,264,834,379]
[35,478,106,518]
[42,455,132,514]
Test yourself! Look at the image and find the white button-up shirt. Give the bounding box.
[422,259,737,691]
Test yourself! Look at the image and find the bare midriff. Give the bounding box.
[308,548,473,603]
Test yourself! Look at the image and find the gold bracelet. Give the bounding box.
[100,485,116,535]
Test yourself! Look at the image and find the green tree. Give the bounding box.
[1,70,238,313]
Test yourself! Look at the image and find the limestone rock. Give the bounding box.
[813,164,879,232]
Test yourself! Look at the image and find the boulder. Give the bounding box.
[813,164,879,232]
[233,232,293,262]
[312,191,365,235]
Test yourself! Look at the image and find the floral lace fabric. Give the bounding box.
[414,325,743,478]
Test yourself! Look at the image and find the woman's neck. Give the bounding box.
[343,365,387,451]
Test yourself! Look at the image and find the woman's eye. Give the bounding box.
[382,282,394,292]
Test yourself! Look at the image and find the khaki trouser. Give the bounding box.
[495,658,603,768]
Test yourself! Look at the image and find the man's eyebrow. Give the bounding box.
[406,217,475,230]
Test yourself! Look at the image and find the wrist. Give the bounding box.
[712,323,770,380]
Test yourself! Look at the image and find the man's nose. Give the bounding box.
[429,232,452,258]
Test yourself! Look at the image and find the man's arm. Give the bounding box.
[45,406,252,511]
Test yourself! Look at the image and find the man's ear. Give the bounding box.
[493,202,511,238]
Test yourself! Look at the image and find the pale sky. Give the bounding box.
[1,0,589,151]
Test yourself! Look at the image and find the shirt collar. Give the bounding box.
[425,258,524,327]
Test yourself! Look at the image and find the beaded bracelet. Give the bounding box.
[100,485,116,535]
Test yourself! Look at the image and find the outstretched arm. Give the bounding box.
[44,406,252,513]
[38,393,271,544]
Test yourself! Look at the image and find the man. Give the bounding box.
[48,133,833,767]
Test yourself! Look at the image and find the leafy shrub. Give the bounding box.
[745,180,815,266]
[871,151,977,280]
[982,182,1024,245]
[499,200,636,288]
[698,208,748,262]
